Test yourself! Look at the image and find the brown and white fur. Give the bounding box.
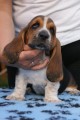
[3,15,79,102]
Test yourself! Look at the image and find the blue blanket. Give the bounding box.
[0,88,80,120]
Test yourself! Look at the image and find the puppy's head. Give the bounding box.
[26,15,56,56]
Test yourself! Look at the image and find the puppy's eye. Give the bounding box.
[31,22,40,29]
[50,27,55,35]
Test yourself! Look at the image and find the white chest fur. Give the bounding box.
[18,67,47,94]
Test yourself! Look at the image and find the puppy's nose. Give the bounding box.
[39,30,49,39]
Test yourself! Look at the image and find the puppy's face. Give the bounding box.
[25,16,56,55]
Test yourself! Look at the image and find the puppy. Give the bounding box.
[3,15,79,102]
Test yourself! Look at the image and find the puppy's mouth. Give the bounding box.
[28,43,50,56]
[29,43,48,50]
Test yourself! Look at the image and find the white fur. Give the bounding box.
[65,87,80,94]
[38,17,51,42]
[6,67,60,102]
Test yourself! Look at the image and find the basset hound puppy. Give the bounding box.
[3,15,79,102]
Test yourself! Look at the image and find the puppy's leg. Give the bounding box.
[44,81,61,102]
[6,74,27,100]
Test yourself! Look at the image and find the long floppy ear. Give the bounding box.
[46,39,63,82]
[3,27,28,64]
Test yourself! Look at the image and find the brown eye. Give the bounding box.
[31,22,40,29]
[50,27,55,35]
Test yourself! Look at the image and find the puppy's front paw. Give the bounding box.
[6,93,25,101]
[44,97,62,103]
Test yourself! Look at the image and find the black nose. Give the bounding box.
[38,30,49,39]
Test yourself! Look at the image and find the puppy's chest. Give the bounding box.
[19,68,47,86]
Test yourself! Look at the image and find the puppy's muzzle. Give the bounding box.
[29,30,50,50]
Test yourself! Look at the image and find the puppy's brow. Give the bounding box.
[47,18,53,24]
[30,17,44,27]
[32,16,44,24]
[46,18,55,29]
